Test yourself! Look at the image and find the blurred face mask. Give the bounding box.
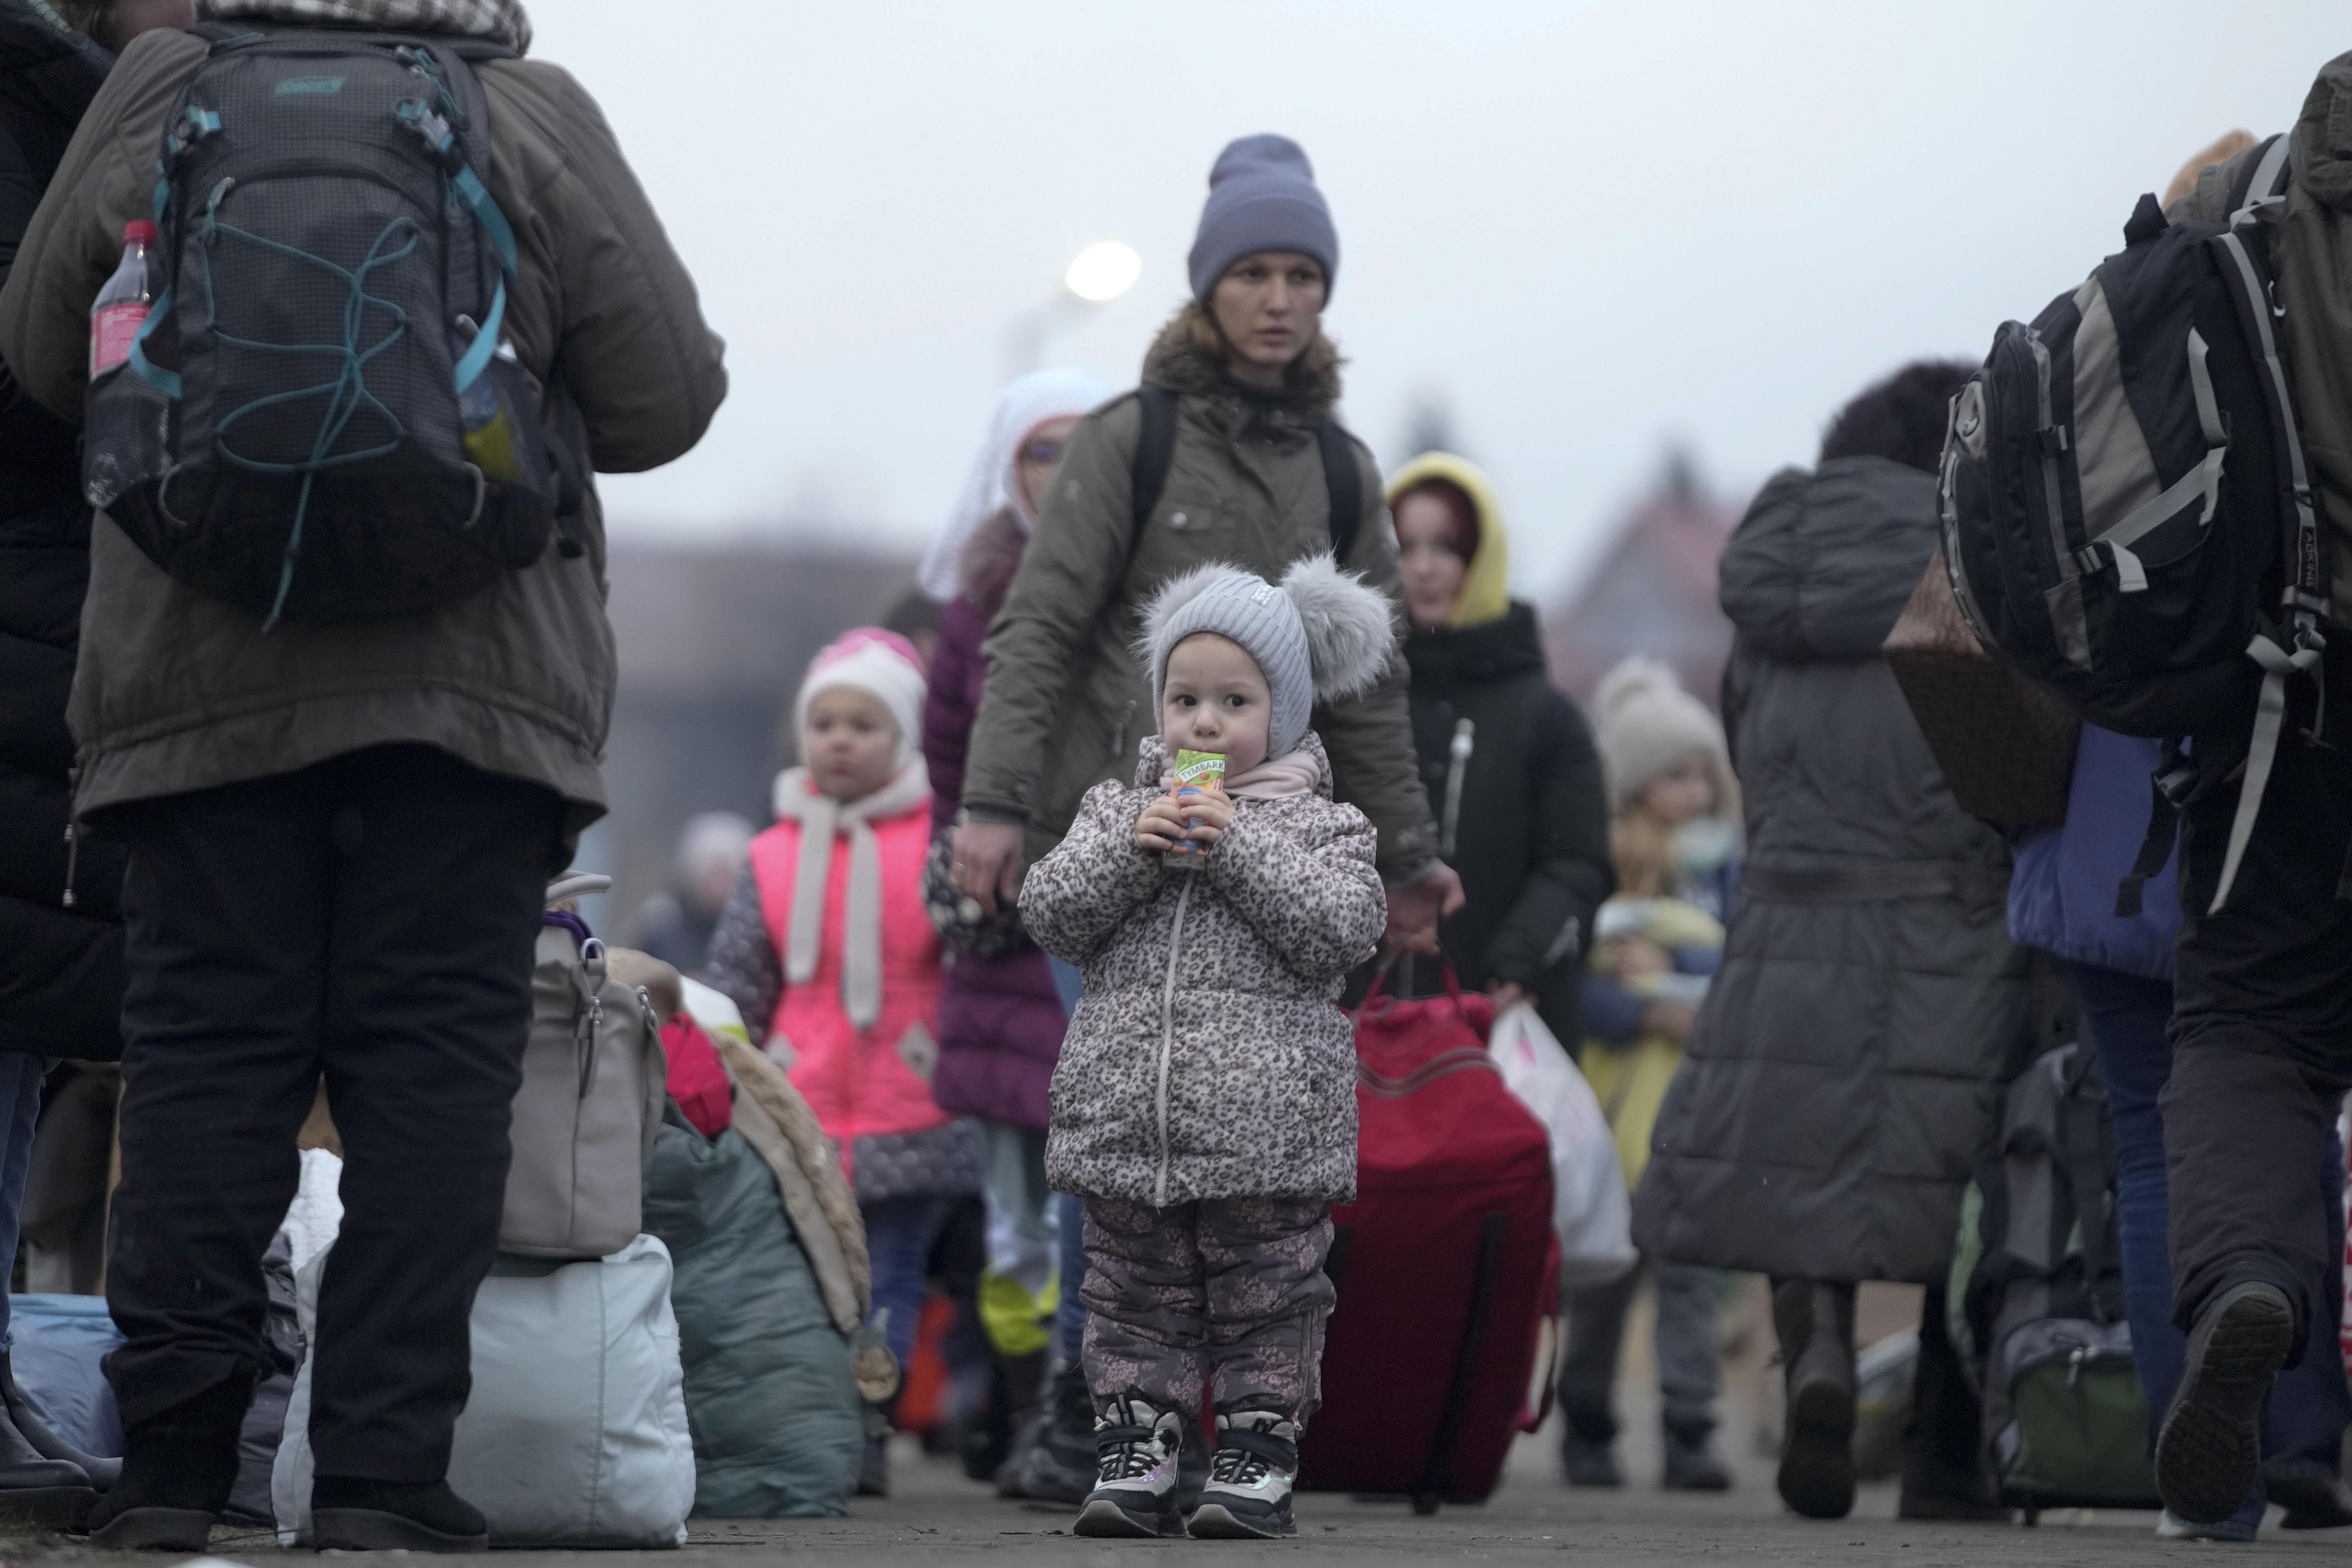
[1673,816,1737,879]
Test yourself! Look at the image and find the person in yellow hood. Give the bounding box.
[1385,453,1614,1054]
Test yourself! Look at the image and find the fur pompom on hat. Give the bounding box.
[1592,656,1733,813]
[1139,554,1396,759]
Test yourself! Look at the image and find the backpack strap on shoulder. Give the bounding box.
[2227,132,2292,227]
[1129,384,1178,550]
[1318,421,1362,564]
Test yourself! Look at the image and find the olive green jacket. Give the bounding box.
[0,27,726,847]
[962,310,1438,882]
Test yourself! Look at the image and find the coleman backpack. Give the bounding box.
[1936,136,2334,912]
[83,26,574,629]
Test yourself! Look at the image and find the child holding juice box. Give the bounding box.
[1018,556,1393,1539]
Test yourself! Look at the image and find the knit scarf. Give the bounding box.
[768,760,930,1031]
[205,0,532,51]
[1158,749,1320,800]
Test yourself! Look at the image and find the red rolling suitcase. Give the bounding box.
[1298,973,1559,1513]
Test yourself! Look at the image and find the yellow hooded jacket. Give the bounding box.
[1386,451,1512,628]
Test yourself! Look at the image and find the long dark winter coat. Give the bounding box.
[0,2,120,1058]
[920,507,1066,1130]
[1402,602,1612,1046]
[1020,733,1385,1207]
[1634,457,2035,1285]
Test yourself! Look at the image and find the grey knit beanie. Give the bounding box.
[1187,134,1339,305]
[1140,555,1396,759]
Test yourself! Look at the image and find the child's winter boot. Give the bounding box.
[1188,1408,1299,1539]
[1073,1393,1185,1538]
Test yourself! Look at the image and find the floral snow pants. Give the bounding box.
[1080,1195,1334,1423]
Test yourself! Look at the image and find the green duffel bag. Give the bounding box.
[1949,1045,2159,1513]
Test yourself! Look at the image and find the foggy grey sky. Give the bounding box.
[532,1,2347,595]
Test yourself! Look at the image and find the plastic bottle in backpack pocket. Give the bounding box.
[89,220,155,380]
[458,336,525,485]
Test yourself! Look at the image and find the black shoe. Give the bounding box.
[1000,1365,1095,1503]
[1773,1280,1856,1520]
[1896,1490,2011,1523]
[1561,1434,1622,1488]
[856,1433,890,1498]
[1662,1430,1732,1492]
[312,1477,488,1552]
[2156,1282,2295,1526]
[85,1375,251,1549]
[0,1351,117,1491]
[2267,1458,2352,1530]
[1073,1394,1185,1539]
[0,1382,94,1531]
[1188,1410,1298,1539]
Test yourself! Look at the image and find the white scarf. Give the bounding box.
[768,760,930,1031]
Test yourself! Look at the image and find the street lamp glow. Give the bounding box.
[1065,241,1142,303]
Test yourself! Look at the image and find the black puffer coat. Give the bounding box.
[1634,457,2034,1285]
[1399,603,1612,1047]
[0,3,120,1059]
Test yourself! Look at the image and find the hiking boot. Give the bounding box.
[1073,1394,1185,1539]
[1662,1428,1732,1492]
[998,1365,1094,1503]
[2268,1459,2352,1529]
[1560,1432,1622,1488]
[1188,1409,1298,1539]
[86,1374,253,1549]
[312,1478,488,1553]
[0,1351,117,1492]
[2156,1281,2295,1526]
[1772,1278,1857,1520]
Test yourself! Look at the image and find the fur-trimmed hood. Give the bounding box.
[1140,305,1343,445]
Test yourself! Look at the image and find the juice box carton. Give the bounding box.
[1164,749,1226,869]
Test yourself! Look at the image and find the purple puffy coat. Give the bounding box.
[921,510,1067,1129]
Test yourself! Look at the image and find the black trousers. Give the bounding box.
[2164,643,2352,1350]
[107,744,560,1481]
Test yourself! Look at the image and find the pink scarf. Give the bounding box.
[1158,749,1319,800]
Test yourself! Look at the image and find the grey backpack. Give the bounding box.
[84,25,573,629]
[502,876,667,1260]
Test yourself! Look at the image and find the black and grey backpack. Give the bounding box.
[1937,136,2334,911]
[84,26,575,628]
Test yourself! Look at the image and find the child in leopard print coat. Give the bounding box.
[1018,555,1392,1540]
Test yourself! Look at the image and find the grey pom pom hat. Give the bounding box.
[1140,554,1395,759]
[1187,134,1339,305]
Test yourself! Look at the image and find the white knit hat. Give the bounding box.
[1138,554,1396,759]
[794,629,928,770]
[1591,656,1733,813]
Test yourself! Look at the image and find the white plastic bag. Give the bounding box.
[1489,1004,1637,1287]
[274,1235,695,1547]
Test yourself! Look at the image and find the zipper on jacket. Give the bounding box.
[1153,878,1196,1206]
[1439,718,1475,858]
[60,766,80,908]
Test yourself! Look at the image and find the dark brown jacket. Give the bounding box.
[0,26,726,843]
[961,309,1438,882]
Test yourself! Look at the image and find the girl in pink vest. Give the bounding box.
[706,629,982,1489]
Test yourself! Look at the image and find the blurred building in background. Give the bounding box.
[1543,448,1743,713]
[578,540,919,941]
